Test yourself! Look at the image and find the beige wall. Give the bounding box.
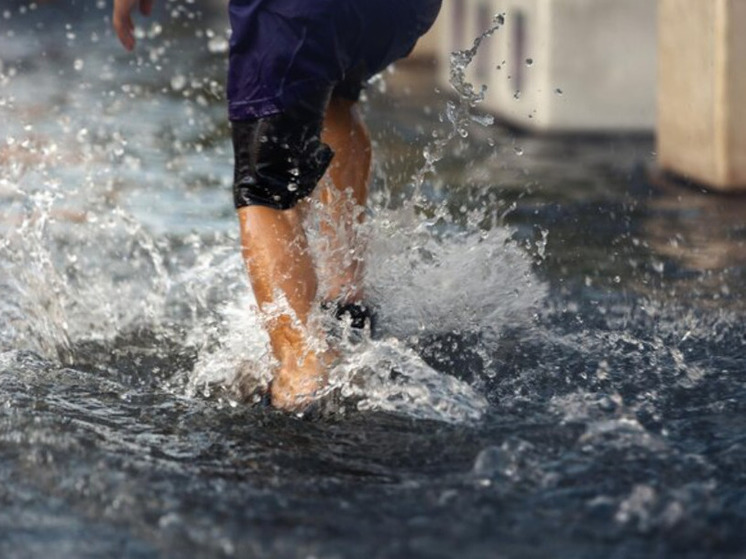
[726,0,746,186]
[658,0,746,190]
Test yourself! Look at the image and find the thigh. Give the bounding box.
[331,0,443,100]
[347,0,442,75]
[228,0,443,115]
[231,98,334,210]
[227,0,343,121]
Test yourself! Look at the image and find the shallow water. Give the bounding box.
[2,3,746,558]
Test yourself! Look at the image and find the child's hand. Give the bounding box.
[113,0,154,51]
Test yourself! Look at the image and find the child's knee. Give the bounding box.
[231,109,334,211]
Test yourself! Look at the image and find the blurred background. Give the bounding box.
[3,0,743,287]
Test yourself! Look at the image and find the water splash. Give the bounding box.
[411,13,505,207]
[178,12,541,422]
[0,9,544,424]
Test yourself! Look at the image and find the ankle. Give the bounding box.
[321,299,375,331]
[271,353,327,410]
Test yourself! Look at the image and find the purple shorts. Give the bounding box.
[227,0,442,121]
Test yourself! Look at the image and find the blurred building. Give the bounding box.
[413,0,746,192]
[414,0,656,132]
[657,0,746,192]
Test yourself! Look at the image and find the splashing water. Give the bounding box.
[411,13,503,206]
[2,5,745,557]
[0,7,540,424]
[170,12,539,423]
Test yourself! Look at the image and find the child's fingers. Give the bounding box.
[139,0,154,17]
[113,10,135,51]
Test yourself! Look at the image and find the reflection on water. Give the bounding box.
[642,174,746,308]
[2,2,746,558]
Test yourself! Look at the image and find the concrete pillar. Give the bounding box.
[658,0,746,191]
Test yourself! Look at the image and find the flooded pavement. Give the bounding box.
[2,2,746,558]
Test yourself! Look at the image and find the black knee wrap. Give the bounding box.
[232,111,334,210]
[323,301,376,332]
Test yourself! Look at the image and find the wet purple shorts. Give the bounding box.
[227,0,442,121]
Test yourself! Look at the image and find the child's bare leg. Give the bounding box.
[318,97,372,304]
[237,205,326,410]
[234,98,370,409]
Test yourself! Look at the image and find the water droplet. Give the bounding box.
[207,37,228,54]
[525,58,533,66]
[470,113,494,127]
[555,88,563,95]
[148,23,163,38]
[170,74,187,91]
[513,90,521,100]
[73,59,84,72]
[514,146,524,156]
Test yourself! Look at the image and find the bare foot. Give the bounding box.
[270,352,328,411]
[270,341,343,412]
